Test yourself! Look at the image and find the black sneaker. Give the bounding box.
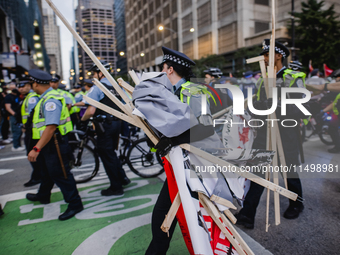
[328,147,340,153]
[101,188,124,197]
[24,179,41,187]
[26,193,50,204]
[283,204,304,219]
[235,213,254,229]
[58,206,84,221]
[122,177,131,186]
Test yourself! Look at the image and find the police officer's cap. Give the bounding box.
[83,79,94,85]
[51,73,61,82]
[74,84,81,89]
[17,75,31,87]
[288,60,303,71]
[243,71,253,78]
[204,67,223,78]
[29,69,52,84]
[260,39,290,59]
[58,84,66,90]
[162,46,195,68]
[89,60,111,72]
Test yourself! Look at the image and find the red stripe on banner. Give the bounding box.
[163,157,195,255]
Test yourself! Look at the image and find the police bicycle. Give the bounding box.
[68,120,164,183]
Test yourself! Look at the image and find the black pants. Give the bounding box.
[24,129,42,181]
[145,181,177,255]
[96,120,127,191]
[239,126,303,221]
[328,119,340,148]
[37,135,82,209]
[1,116,9,140]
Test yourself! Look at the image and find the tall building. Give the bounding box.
[125,0,178,72]
[41,0,63,77]
[0,0,49,82]
[125,0,340,73]
[114,0,127,75]
[75,0,117,79]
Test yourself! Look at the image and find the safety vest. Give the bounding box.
[282,69,306,88]
[180,81,216,106]
[333,93,340,115]
[21,92,38,124]
[32,89,73,139]
[57,89,80,114]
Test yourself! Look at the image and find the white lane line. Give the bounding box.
[0,156,27,162]
[0,169,14,175]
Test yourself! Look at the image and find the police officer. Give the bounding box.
[146,47,220,254]
[81,60,130,196]
[18,76,42,187]
[73,84,85,103]
[236,39,306,229]
[26,69,83,221]
[239,70,257,99]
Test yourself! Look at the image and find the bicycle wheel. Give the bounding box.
[69,141,100,183]
[318,128,334,145]
[126,137,164,178]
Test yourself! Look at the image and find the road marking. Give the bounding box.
[0,156,27,162]
[0,169,13,175]
[72,213,152,255]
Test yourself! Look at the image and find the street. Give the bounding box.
[0,134,339,255]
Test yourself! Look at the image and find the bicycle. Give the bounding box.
[68,120,164,183]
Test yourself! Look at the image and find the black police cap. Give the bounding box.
[243,71,253,78]
[51,73,61,82]
[260,39,290,59]
[58,84,66,90]
[162,46,195,68]
[29,69,52,84]
[83,79,94,85]
[73,84,81,89]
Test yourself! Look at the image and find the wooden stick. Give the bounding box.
[161,193,181,235]
[117,78,134,95]
[44,0,133,112]
[199,193,247,255]
[210,194,236,210]
[246,55,265,64]
[224,209,237,224]
[83,96,139,127]
[180,144,297,200]
[220,212,254,255]
[129,70,140,85]
[92,78,132,117]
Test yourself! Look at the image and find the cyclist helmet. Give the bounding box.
[288,60,303,71]
[89,60,112,73]
[203,67,223,78]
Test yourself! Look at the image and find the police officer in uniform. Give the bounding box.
[236,40,306,229]
[146,47,219,254]
[81,60,130,196]
[18,76,42,187]
[26,69,83,221]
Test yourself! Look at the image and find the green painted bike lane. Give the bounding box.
[0,177,189,255]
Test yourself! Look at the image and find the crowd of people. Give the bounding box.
[0,39,340,253]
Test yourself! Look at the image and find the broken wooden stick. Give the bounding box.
[161,193,181,236]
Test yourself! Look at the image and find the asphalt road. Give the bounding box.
[0,133,339,254]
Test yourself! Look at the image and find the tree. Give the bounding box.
[192,54,227,78]
[292,0,340,70]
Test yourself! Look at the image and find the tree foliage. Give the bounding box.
[192,54,227,78]
[292,0,340,70]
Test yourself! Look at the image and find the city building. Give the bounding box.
[114,0,127,75]
[0,0,49,82]
[125,0,179,72]
[124,0,340,74]
[41,0,63,78]
[75,0,117,79]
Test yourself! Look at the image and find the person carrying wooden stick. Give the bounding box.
[236,39,308,229]
[143,47,225,254]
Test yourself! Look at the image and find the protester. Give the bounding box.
[4,84,24,151]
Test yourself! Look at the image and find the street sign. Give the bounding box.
[10,44,20,53]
